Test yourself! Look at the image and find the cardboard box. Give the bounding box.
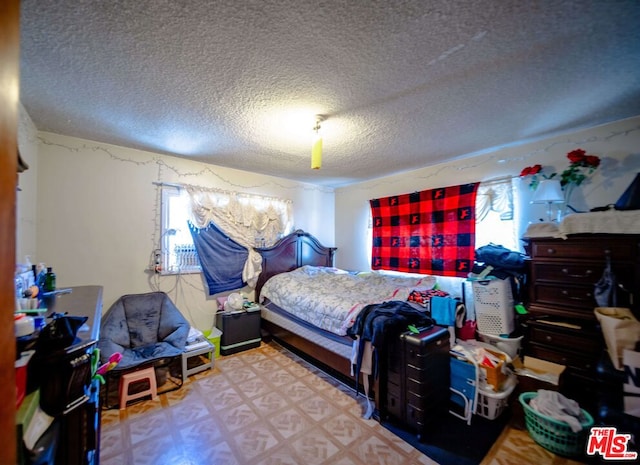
[479,348,508,392]
[514,356,565,388]
[511,356,566,429]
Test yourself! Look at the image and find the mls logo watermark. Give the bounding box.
[587,427,638,460]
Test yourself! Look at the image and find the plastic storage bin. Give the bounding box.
[476,377,516,420]
[477,331,523,360]
[203,327,222,359]
[519,392,594,457]
[472,278,514,335]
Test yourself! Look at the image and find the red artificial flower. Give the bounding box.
[519,164,542,177]
[567,149,586,164]
[585,155,600,167]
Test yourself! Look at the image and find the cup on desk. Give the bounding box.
[19,298,39,310]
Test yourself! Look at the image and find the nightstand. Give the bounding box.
[215,305,261,355]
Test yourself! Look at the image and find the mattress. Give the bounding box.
[260,301,353,360]
[260,265,436,336]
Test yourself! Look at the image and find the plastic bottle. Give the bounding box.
[43,267,56,292]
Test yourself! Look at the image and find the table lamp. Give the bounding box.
[531,179,564,222]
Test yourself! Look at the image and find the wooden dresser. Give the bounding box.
[523,234,640,410]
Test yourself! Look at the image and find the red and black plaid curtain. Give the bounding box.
[370,183,479,277]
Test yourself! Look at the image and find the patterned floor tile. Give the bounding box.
[204,385,244,411]
[297,394,337,422]
[168,396,211,426]
[233,423,281,461]
[130,434,181,465]
[251,357,285,374]
[236,376,274,399]
[289,427,342,465]
[98,424,128,460]
[322,413,368,446]
[99,340,552,465]
[268,406,313,439]
[263,368,298,387]
[178,415,225,449]
[225,365,259,384]
[190,439,242,465]
[195,371,232,393]
[353,434,411,465]
[251,390,290,416]
[218,402,260,432]
[127,409,172,445]
[251,444,304,465]
[279,380,316,403]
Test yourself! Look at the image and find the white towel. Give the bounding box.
[530,389,585,432]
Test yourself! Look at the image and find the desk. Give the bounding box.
[23,285,103,465]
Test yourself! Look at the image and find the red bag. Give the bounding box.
[458,320,477,340]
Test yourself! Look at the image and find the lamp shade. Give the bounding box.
[311,132,322,170]
[531,179,564,204]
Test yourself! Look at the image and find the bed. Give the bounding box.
[254,229,436,382]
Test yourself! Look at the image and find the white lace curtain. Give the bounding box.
[185,185,293,287]
[476,178,513,222]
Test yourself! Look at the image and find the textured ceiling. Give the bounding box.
[19,0,640,188]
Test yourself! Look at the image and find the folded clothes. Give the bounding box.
[430,296,465,327]
[530,389,586,432]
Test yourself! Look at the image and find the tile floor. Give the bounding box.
[100,341,588,465]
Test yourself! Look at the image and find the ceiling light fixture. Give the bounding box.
[311,116,324,170]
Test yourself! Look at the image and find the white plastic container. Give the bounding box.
[477,331,523,360]
[476,376,517,420]
[472,278,515,335]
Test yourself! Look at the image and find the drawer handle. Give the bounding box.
[545,335,553,342]
[560,290,589,300]
[546,248,556,255]
[561,268,593,278]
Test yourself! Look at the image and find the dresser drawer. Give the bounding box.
[532,262,605,285]
[531,282,595,310]
[527,342,596,371]
[529,325,601,355]
[530,238,637,261]
[406,388,448,411]
[384,389,403,421]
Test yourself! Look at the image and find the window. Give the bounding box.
[160,187,201,274]
[475,178,519,252]
[159,184,294,287]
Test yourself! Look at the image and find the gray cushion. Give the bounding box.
[98,291,190,370]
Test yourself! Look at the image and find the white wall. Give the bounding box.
[16,104,39,264]
[335,116,640,272]
[18,111,640,328]
[30,132,334,332]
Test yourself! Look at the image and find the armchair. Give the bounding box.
[98,291,190,370]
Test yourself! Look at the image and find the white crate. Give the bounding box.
[476,376,516,420]
[472,278,514,335]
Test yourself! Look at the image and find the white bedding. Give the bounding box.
[260,265,435,336]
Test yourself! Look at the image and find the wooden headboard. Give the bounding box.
[254,229,337,300]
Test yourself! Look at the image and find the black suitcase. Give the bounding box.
[380,325,450,440]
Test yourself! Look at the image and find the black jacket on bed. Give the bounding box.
[347,300,434,389]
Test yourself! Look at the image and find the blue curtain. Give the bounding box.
[188,221,248,294]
